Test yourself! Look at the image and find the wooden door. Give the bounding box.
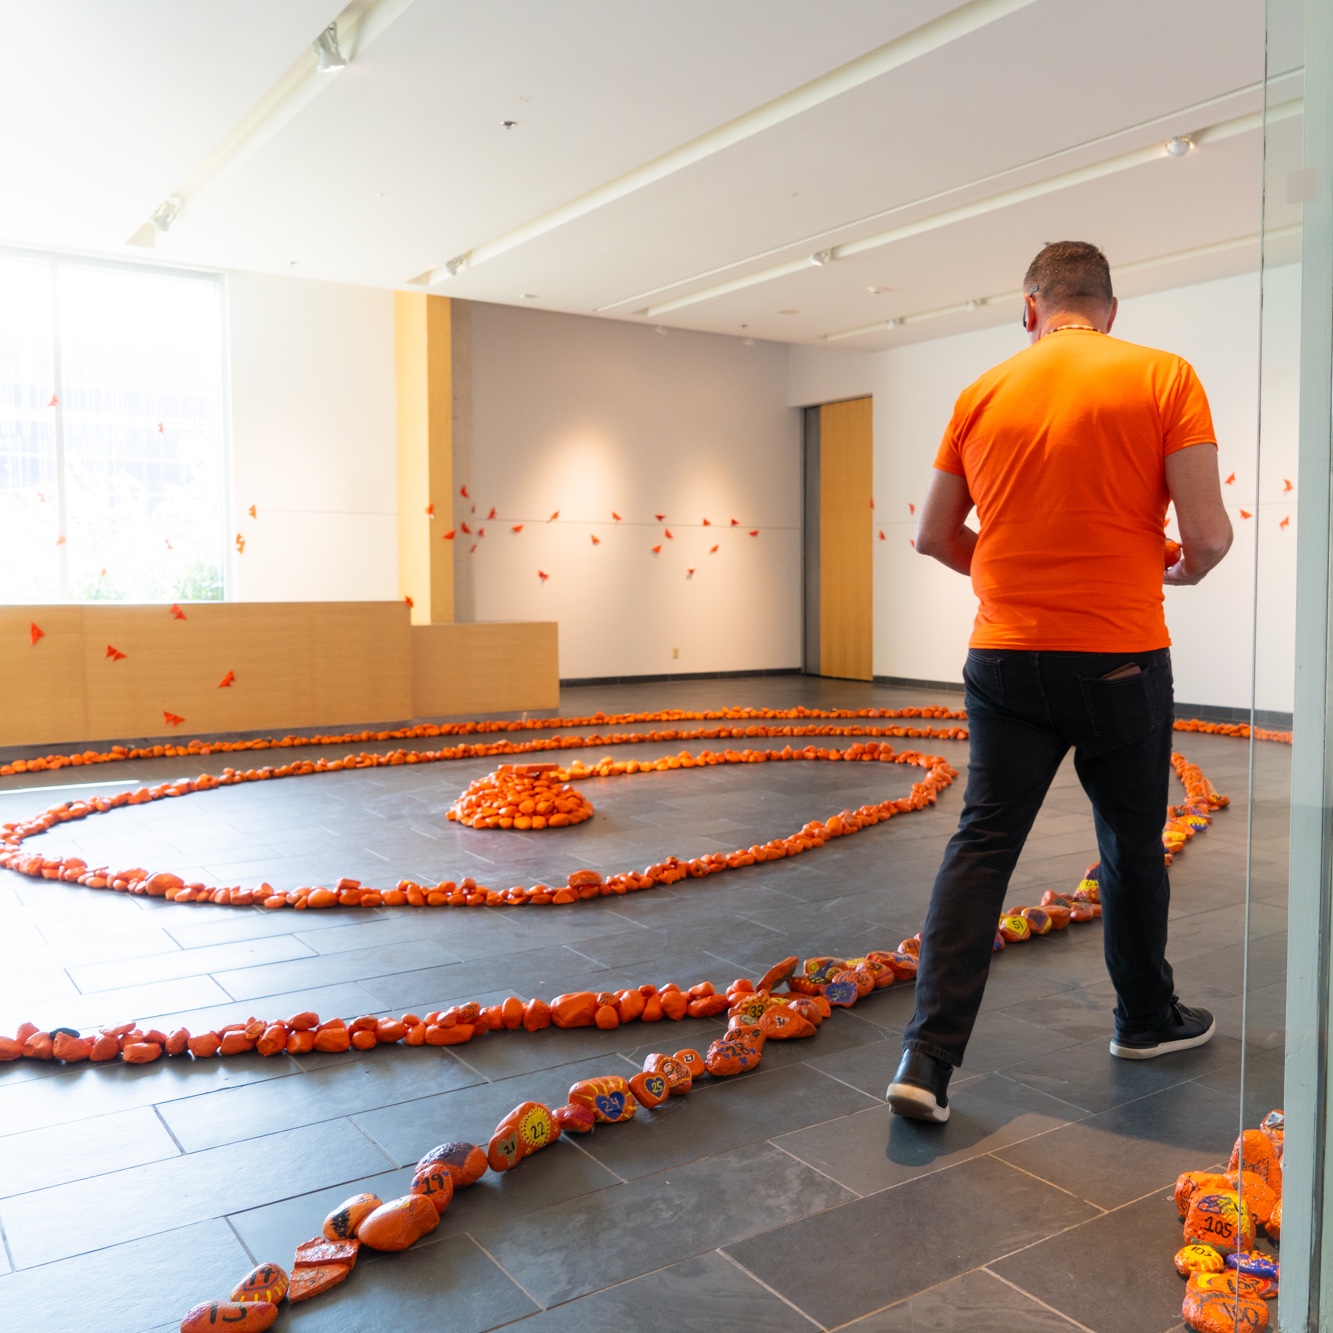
[806,397,872,680]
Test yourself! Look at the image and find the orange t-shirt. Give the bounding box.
[933,329,1216,652]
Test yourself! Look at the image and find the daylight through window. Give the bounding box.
[0,250,226,603]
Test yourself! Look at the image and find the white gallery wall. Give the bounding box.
[788,265,1301,714]
[463,303,802,680]
[226,270,399,603]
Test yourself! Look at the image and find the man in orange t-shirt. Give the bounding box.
[888,241,1233,1123]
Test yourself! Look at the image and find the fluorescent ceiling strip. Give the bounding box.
[642,99,1303,318]
[128,0,416,244]
[421,0,1038,285]
[821,224,1303,342]
[603,71,1302,314]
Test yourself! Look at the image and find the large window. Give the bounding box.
[0,250,226,603]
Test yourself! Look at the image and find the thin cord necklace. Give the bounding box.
[1045,323,1100,334]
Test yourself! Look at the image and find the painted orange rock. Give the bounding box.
[784,996,825,1028]
[756,956,798,993]
[1267,1198,1281,1242]
[323,1192,382,1241]
[628,1069,670,1108]
[417,1141,489,1188]
[1229,1130,1282,1196]
[568,1076,637,1124]
[759,1005,816,1040]
[230,1262,288,1304]
[643,1052,692,1095]
[294,1236,359,1270]
[552,1102,596,1134]
[1176,1172,1234,1219]
[786,957,845,994]
[1227,1171,1278,1230]
[180,1301,278,1332]
[288,1263,351,1303]
[1019,906,1052,935]
[488,1100,561,1170]
[673,1049,706,1080]
[705,1033,764,1076]
[550,992,599,1028]
[1181,1285,1269,1333]
[1184,1191,1256,1256]
[998,913,1030,943]
[410,1163,456,1214]
[357,1193,440,1251]
[1175,1244,1226,1277]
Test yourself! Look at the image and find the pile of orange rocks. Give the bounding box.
[1173,1113,1284,1331]
[446,762,595,829]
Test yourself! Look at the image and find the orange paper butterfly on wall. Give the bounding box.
[218,671,236,688]
[169,604,186,620]
[163,711,185,727]
[106,645,126,661]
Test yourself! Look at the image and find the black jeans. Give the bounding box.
[901,647,1177,1067]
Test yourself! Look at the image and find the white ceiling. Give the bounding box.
[0,0,1306,350]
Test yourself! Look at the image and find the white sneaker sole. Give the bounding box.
[887,1082,950,1122]
[1109,1018,1216,1060]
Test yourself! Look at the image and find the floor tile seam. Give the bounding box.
[991,1061,1189,1125]
[464,1230,549,1312]
[766,1139,867,1200]
[224,1213,257,1269]
[985,1070,1106,1120]
[801,1063,887,1105]
[981,1151,1109,1214]
[714,1247,828,1329]
[981,1267,1100,1331]
[0,1210,14,1274]
[563,1132,630,1184]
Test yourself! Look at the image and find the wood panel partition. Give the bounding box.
[1,604,558,747]
[817,397,874,681]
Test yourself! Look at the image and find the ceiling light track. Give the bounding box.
[127,0,416,248]
[419,0,1039,286]
[638,97,1302,319]
[821,224,1303,343]
[601,70,1301,315]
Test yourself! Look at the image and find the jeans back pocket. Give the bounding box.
[1078,662,1165,742]
[963,651,1005,708]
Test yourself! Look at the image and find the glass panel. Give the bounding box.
[0,253,60,600]
[57,263,226,601]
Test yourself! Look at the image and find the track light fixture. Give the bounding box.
[1165,135,1193,157]
[810,248,835,266]
[151,196,183,232]
[314,24,347,73]
[445,253,471,277]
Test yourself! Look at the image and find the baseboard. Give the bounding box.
[560,667,803,688]
[873,675,965,694]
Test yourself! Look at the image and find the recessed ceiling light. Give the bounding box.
[1165,135,1193,157]
[866,285,892,295]
[502,120,518,130]
[778,309,799,316]
[520,292,539,300]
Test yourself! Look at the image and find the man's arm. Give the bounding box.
[1164,443,1232,586]
[915,468,977,575]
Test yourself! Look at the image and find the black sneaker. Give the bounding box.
[887,1048,952,1122]
[1109,1001,1215,1059]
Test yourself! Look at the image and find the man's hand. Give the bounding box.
[1164,443,1232,585]
[915,469,977,575]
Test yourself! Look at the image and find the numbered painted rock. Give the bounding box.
[759,1005,816,1040]
[858,953,897,988]
[998,913,1030,943]
[410,1162,456,1214]
[704,1032,764,1077]
[644,1052,692,1095]
[180,1301,278,1332]
[417,1140,489,1189]
[294,1236,359,1270]
[488,1100,561,1170]
[784,997,825,1029]
[1181,1286,1269,1333]
[673,1049,706,1080]
[1184,1190,1256,1256]
[1190,1270,1273,1302]
[568,1076,637,1124]
[1019,906,1052,935]
[1175,1244,1225,1277]
[357,1193,440,1251]
[1267,1199,1282,1242]
[729,992,775,1024]
[552,1102,596,1134]
[823,976,861,1008]
[230,1262,288,1304]
[322,1192,382,1241]
[289,1263,352,1303]
[1176,1171,1233,1219]
[628,1069,670,1109]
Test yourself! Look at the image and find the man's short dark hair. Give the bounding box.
[1023,241,1114,310]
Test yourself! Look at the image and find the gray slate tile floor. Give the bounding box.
[0,677,1289,1331]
